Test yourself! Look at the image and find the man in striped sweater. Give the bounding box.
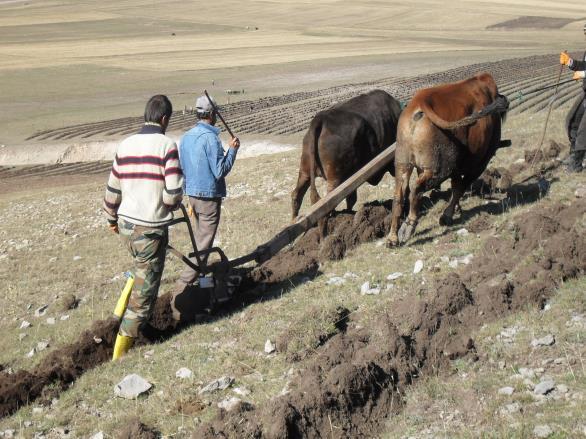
[103,95,184,360]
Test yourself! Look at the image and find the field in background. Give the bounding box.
[0,0,585,145]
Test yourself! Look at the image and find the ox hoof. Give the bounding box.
[398,221,417,245]
[439,215,453,227]
[385,239,398,249]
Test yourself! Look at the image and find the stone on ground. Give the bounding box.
[199,376,234,394]
[498,386,515,396]
[413,260,424,274]
[531,334,555,347]
[217,397,242,411]
[534,379,555,395]
[533,425,553,438]
[264,339,276,354]
[114,374,152,399]
[176,367,193,379]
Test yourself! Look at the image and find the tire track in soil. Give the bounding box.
[0,146,579,423]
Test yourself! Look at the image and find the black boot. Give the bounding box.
[566,149,585,173]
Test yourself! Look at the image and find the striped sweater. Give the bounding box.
[103,124,184,227]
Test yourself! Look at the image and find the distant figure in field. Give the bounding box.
[560,25,586,173]
[174,94,240,293]
[103,95,183,360]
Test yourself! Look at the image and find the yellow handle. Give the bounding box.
[113,275,134,318]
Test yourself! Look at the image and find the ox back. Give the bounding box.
[291,89,402,220]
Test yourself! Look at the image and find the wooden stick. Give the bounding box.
[204,89,235,138]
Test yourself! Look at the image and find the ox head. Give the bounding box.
[496,93,509,125]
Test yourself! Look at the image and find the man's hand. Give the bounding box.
[560,51,572,66]
[229,137,240,149]
[108,222,119,234]
[573,71,586,80]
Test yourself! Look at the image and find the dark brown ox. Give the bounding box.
[387,73,509,246]
[291,89,402,220]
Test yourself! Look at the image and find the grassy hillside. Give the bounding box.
[0,102,584,437]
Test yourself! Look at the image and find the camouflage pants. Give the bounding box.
[118,220,168,338]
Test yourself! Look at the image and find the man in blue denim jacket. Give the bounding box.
[176,94,240,291]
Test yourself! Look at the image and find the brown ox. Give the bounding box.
[387,73,509,246]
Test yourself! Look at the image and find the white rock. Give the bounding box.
[264,339,276,354]
[519,368,536,379]
[500,327,518,338]
[456,228,469,236]
[36,341,49,351]
[89,432,104,439]
[448,259,459,268]
[3,429,15,438]
[176,367,193,379]
[386,272,403,281]
[19,333,27,341]
[500,402,521,415]
[233,386,251,396]
[531,334,555,347]
[114,374,152,399]
[556,384,569,393]
[34,305,48,317]
[533,425,553,438]
[23,421,32,428]
[575,186,586,199]
[217,396,243,411]
[459,254,473,265]
[60,315,70,321]
[498,386,515,396]
[46,317,56,325]
[534,379,555,395]
[360,282,370,293]
[413,260,424,274]
[20,320,31,329]
[25,348,36,358]
[32,407,43,414]
[326,277,345,286]
[343,272,358,279]
[72,256,82,261]
[199,376,234,394]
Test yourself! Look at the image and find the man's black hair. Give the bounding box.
[144,95,173,123]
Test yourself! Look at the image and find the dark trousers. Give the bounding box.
[568,95,586,152]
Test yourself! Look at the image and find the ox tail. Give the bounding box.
[308,116,323,203]
[416,94,509,130]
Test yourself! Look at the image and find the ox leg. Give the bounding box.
[291,171,310,221]
[440,176,466,226]
[345,190,357,212]
[317,179,341,240]
[386,164,413,247]
[398,168,433,244]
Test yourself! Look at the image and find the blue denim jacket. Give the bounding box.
[179,122,238,198]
